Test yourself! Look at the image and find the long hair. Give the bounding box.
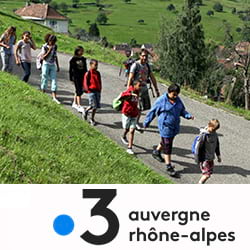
[2,26,16,44]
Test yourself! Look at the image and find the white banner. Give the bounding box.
[0,185,248,250]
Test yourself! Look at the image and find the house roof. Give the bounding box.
[15,3,67,20]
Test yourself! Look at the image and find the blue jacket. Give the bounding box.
[144,94,192,138]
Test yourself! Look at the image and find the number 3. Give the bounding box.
[81,189,120,245]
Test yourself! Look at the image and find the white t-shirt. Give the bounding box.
[16,40,32,63]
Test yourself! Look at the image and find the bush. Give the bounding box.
[137,19,145,24]
[96,12,108,25]
[213,2,223,12]
[207,10,214,16]
[236,27,242,33]
[167,4,175,11]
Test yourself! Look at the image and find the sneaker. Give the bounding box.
[53,98,61,104]
[89,119,96,126]
[82,109,88,120]
[152,150,164,163]
[135,124,144,133]
[72,102,78,109]
[126,148,134,155]
[121,136,129,145]
[77,106,85,113]
[166,165,177,177]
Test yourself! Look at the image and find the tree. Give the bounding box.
[89,23,100,37]
[123,0,132,3]
[96,12,108,25]
[137,19,145,24]
[195,0,203,6]
[59,2,68,12]
[232,7,236,14]
[158,0,207,89]
[129,38,138,47]
[72,0,80,8]
[50,1,58,10]
[242,22,250,42]
[223,20,234,48]
[213,2,223,12]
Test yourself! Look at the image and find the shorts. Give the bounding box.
[122,114,137,129]
[74,78,83,96]
[139,85,151,111]
[88,91,101,109]
[161,137,174,155]
[200,160,214,177]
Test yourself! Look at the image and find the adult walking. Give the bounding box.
[127,49,160,131]
[0,26,16,72]
[15,31,36,82]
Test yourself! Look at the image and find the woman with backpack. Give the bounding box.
[0,26,16,73]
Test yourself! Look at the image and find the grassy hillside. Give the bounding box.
[0,8,125,66]
[0,72,171,184]
[1,0,249,44]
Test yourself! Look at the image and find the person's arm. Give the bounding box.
[69,59,74,81]
[180,100,194,120]
[0,35,10,49]
[56,56,60,72]
[215,138,221,162]
[149,72,160,97]
[41,45,53,60]
[127,72,134,89]
[14,41,21,65]
[143,97,161,128]
[30,37,36,50]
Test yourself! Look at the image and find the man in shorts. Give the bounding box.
[127,49,160,132]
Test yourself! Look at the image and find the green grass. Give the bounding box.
[0,72,171,184]
[1,0,249,44]
[0,9,125,66]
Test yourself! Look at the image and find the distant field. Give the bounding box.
[1,0,250,44]
[0,9,125,66]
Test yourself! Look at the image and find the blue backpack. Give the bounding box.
[192,132,207,163]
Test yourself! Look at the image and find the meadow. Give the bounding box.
[0,72,171,183]
[1,0,249,44]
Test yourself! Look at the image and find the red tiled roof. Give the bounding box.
[15,3,67,20]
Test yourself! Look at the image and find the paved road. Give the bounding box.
[3,51,250,184]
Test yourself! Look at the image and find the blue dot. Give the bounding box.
[53,214,74,236]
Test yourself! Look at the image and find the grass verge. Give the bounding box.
[0,72,171,184]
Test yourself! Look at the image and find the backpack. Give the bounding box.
[112,93,123,111]
[36,50,43,70]
[123,58,136,73]
[192,132,207,163]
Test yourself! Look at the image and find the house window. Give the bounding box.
[49,20,57,26]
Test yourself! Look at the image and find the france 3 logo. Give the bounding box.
[53,189,120,245]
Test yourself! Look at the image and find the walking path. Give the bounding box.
[5,51,250,184]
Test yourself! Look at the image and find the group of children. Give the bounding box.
[0,26,222,183]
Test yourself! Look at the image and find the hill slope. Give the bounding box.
[1,0,249,44]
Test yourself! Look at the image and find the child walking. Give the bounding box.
[143,84,194,177]
[69,46,87,113]
[0,26,16,73]
[15,31,36,82]
[40,34,60,104]
[83,59,102,126]
[120,81,142,154]
[197,119,222,184]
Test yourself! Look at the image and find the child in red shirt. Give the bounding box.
[120,81,142,154]
[83,59,102,126]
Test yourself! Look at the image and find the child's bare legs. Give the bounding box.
[128,128,135,149]
[122,128,129,139]
[164,154,171,165]
[74,94,81,106]
[91,108,96,121]
[198,174,210,184]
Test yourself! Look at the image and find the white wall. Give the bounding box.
[44,19,68,33]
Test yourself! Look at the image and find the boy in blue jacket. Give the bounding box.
[143,84,194,177]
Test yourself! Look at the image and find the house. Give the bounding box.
[15,3,68,34]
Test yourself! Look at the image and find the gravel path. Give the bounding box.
[5,50,250,184]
